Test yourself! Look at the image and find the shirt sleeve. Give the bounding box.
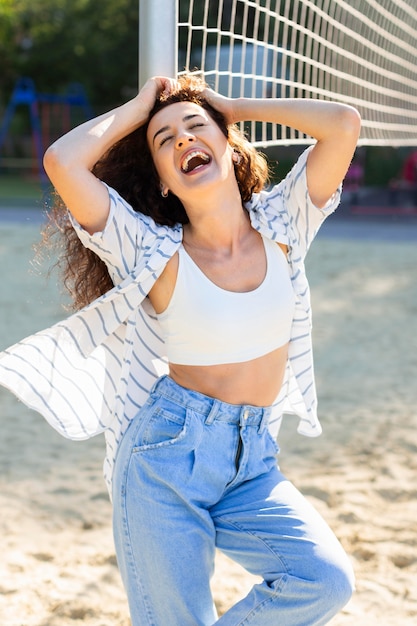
[280,146,341,258]
[69,183,147,285]
[247,147,341,260]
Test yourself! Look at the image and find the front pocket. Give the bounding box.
[133,399,190,451]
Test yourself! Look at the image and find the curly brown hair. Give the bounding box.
[41,73,270,310]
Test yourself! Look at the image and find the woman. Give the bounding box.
[0,74,360,625]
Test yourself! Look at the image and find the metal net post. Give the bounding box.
[139,0,178,87]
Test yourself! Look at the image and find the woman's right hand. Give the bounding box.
[43,76,178,234]
[136,76,180,116]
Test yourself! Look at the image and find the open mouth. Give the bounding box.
[180,150,211,173]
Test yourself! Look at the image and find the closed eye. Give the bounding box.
[190,122,205,129]
[159,134,174,147]
[158,122,205,147]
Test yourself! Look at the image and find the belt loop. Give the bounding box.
[258,408,270,433]
[205,399,220,425]
[149,374,164,396]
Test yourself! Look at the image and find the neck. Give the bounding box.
[184,203,250,252]
[182,179,249,250]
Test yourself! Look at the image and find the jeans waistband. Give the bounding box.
[150,375,271,432]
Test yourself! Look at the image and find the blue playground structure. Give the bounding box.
[0,78,93,182]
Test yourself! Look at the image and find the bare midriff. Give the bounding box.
[168,343,289,407]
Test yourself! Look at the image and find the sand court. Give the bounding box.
[0,211,416,625]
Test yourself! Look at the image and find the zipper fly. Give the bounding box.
[235,432,243,471]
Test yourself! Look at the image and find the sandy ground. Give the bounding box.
[0,211,416,625]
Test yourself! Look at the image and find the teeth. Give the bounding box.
[181,151,210,173]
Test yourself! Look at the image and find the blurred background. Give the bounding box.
[1,0,417,214]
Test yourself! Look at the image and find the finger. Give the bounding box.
[157,77,180,97]
[164,78,179,96]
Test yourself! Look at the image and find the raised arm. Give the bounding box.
[203,91,361,208]
[43,77,178,234]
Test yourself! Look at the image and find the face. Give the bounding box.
[146,101,234,201]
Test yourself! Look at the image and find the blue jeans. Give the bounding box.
[112,375,354,625]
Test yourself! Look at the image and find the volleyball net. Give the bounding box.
[177,0,417,147]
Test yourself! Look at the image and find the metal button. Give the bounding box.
[243,409,249,420]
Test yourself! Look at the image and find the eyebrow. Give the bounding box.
[152,114,202,144]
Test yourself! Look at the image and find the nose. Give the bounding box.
[175,132,196,149]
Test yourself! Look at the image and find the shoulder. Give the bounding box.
[70,183,182,283]
[246,148,311,209]
[246,147,341,256]
[245,149,312,242]
[72,183,181,244]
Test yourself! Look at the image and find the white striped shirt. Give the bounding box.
[0,147,340,497]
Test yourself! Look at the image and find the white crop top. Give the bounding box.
[157,235,295,365]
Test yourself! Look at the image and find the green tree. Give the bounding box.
[0,0,139,111]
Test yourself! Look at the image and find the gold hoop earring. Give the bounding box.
[233,150,242,165]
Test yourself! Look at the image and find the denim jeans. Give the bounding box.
[112,375,354,625]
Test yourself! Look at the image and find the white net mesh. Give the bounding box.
[178,0,417,147]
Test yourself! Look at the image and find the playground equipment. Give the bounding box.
[0,78,93,181]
